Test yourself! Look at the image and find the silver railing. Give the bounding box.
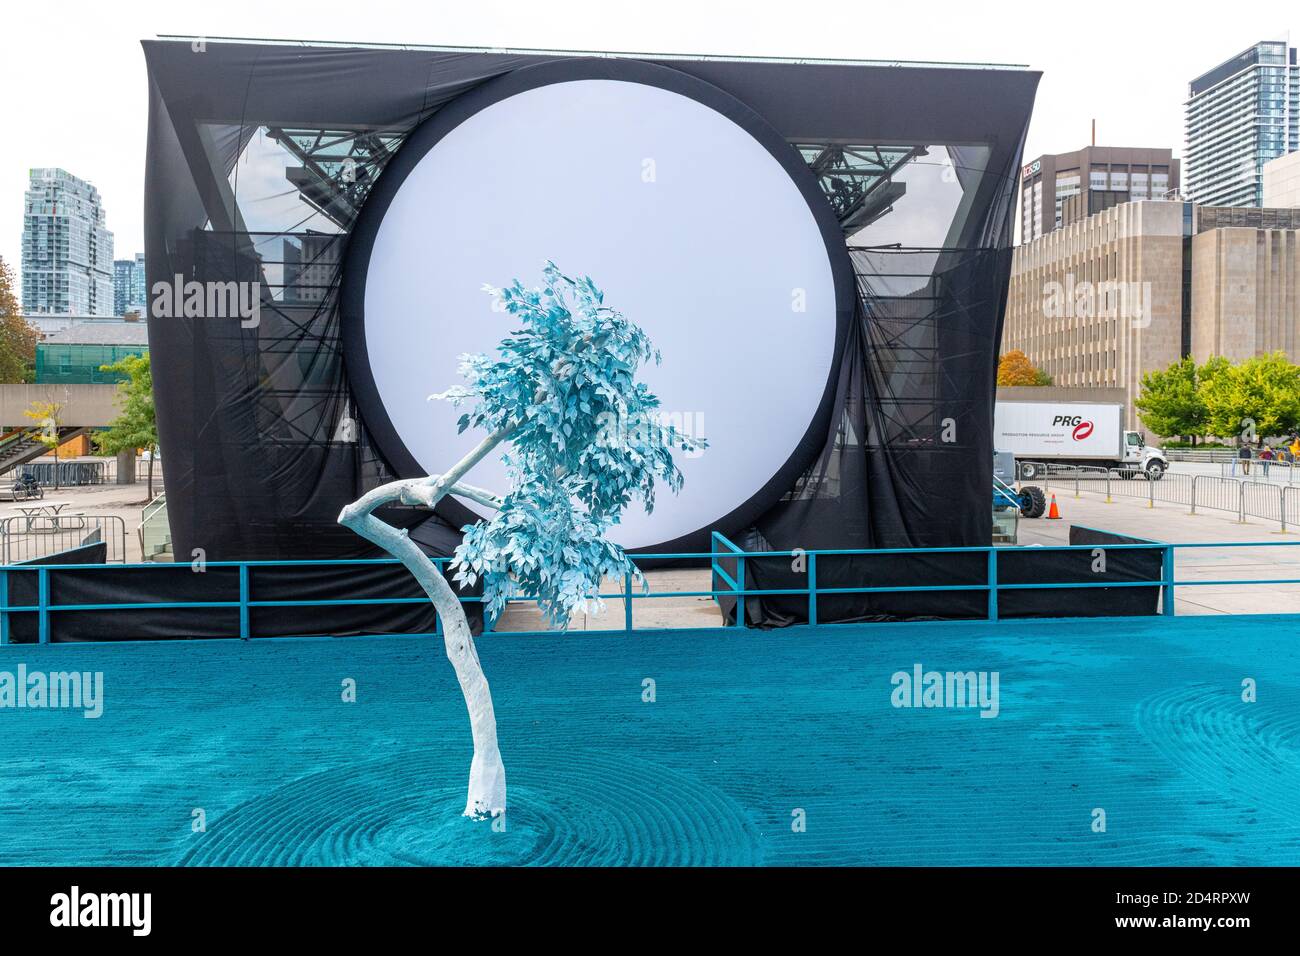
[1218,459,1299,483]
[139,494,171,561]
[0,514,128,564]
[1020,461,1296,531]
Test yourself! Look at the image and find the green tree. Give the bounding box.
[23,398,65,489]
[1202,351,1300,443]
[94,353,159,497]
[0,256,40,383]
[1134,356,1207,443]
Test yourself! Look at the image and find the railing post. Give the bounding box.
[238,563,250,640]
[1105,469,1113,504]
[1148,474,1155,508]
[37,567,49,645]
[1161,546,1175,617]
[807,552,818,626]
[1239,481,1247,523]
[987,549,998,622]
[624,570,633,634]
[1190,475,1198,514]
[736,556,746,629]
[0,569,8,646]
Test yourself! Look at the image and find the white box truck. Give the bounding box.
[993,401,1168,480]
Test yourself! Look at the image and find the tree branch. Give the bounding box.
[337,422,515,527]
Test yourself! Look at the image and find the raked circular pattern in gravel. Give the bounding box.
[176,746,764,866]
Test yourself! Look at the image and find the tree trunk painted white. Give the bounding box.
[338,426,513,819]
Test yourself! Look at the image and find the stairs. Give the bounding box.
[0,427,90,478]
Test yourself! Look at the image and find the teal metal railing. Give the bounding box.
[2,531,1299,645]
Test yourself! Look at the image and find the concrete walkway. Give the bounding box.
[0,478,158,563]
[1016,478,1300,615]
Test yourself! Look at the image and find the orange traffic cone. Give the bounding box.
[1046,494,1062,520]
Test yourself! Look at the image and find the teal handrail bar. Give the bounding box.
[807,552,817,626]
[6,531,1300,642]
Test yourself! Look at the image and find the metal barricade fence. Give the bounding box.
[1105,467,1150,503]
[1028,464,1296,531]
[1191,475,1244,520]
[0,515,128,564]
[1287,487,1300,530]
[22,460,111,487]
[1030,463,1110,501]
[4,457,151,488]
[1219,459,1297,484]
[1144,471,1193,509]
[1240,480,1285,529]
[1164,448,1237,463]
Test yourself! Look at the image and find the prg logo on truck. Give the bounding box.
[1051,414,1094,441]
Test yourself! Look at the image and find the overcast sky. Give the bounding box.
[1,0,1294,284]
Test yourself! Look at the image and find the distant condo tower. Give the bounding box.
[1185,40,1299,207]
[21,168,115,315]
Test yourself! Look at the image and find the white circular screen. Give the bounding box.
[360,77,839,549]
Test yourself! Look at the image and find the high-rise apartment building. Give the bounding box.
[21,168,115,315]
[113,253,147,316]
[1184,40,1299,207]
[1018,146,1179,244]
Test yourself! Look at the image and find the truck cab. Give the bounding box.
[1122,431,1168,478]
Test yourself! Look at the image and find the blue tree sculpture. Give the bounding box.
[339,263,704,819]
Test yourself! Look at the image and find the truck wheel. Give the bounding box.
[1019,461,1040,480]
[1145,461,1165,481]
[1018,486,1047,518]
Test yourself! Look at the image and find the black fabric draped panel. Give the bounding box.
[142,39,1040,630]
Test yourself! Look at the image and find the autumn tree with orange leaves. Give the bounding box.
[997,349,1051,387]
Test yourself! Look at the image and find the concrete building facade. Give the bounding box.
[1188,207,1300,363]
[1263,150,1300,207]
[1004,199,1300,435]
[1003,200,1186,431]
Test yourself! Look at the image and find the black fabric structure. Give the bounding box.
[142,39,1040,627]
[715,525,1164,627]
[2,559,486,644]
